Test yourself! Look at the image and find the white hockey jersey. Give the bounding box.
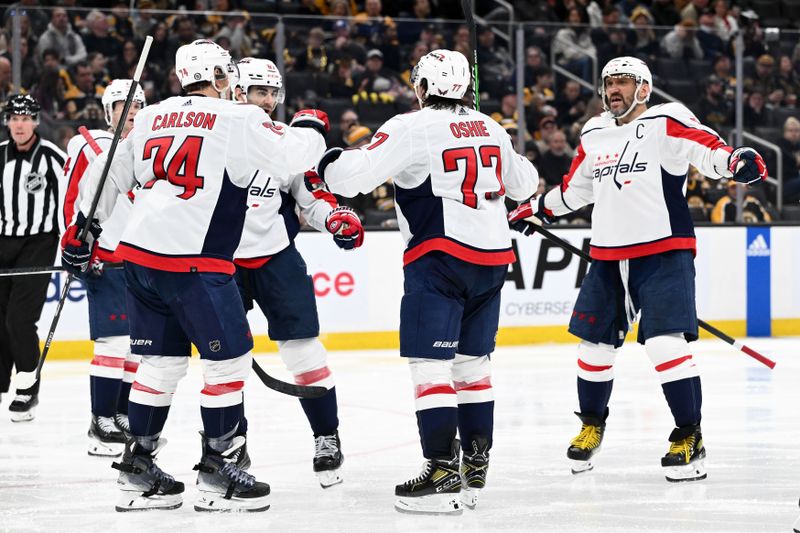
[63,129,132,261]
[543,102,733,260]
[323,105,539,266]
[235,167,337,267]
[80,95,326,274]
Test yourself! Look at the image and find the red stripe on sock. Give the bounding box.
[453,376,492,391]
[131,381,164,394]
[201,381,244,396]
[294,366,331,386]
[577,359,613,372]
[655,355,693,372]
[90,355,126,368]
[123,361,139,373]
[415,384,456,398]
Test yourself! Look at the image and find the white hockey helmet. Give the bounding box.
[101,79,146,127]
[410,49,470,102]
[236,57,285,104]
[175,39,239,94]
[599,56,652,119]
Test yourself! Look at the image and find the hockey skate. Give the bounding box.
[9,393,38,423]
[88,415,126,457]
[115,413,130,436]
[395,440,462,515]
[193,433,270,512]
[460,435,490,509]
[313,431,343,488]
[661,424,707,482]
[567,411,607,474]
[112,438,184,512]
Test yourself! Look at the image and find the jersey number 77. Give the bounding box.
[442,145,504,208]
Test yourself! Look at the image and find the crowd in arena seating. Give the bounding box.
[1,0,799,224]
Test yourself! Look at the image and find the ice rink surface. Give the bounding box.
[1,337,798,533]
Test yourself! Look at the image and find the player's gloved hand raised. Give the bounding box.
[290,109,330,138]
[507,195,554,236]
[728,147,767,185]
[326,206,364,251]
[61,212,102,277]
[316,147,343,182]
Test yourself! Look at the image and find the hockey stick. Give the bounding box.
[461,0,479,111]
[78,126,103,156]
[251,360,326,399]
[0,262,123,278]
[34,36,154,384]
[526,224,777,369]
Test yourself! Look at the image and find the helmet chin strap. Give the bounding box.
[607,79,647,121]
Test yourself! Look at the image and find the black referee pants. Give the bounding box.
[0,232,58,395]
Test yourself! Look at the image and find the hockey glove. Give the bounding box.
[303,169,329,193]
[316,147,343,182]
[61,212,102,277]
[290,109,330,138]
[507,195,554,236]
[728,147,767,185]
[326,206,364,251]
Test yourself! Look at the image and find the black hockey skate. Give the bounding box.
[661,424,707,482]
[112,438,184,512]
[88,415,126,457]
[567,410,607,474]
[395,440,462,515]
[460,435,490,509]
[9,393,38,423]
[313,431,344,488]
[193,433,270,512]
[114,413,130,436]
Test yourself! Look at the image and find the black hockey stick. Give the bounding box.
[0,262,123,278]
[461,0,480,111]
[34,36,154,384]
[251,360,326,399]
[525,224,776,369]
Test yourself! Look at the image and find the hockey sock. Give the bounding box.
[300,386,339,437]
[201,402,244,441]
[117,353,140,415]
[577,377,614,417]
[452,354,494,448]
[128,401,171,439]
[128,355,188,439]
[661,376,703,427]
[417,407,458,459]
[200,354,250,440]
[457,401,494,450]
[89,337,130,417]
[91,375,123,417]
[117,381,132,415]
[409,358,458,459]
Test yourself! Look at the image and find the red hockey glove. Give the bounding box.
[290,109,330,138]
[507,195,554,236]
[325,206,364,251]
[60,212,102,277]
[728,147,767,185]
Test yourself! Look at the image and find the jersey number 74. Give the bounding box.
[142,135,205,200]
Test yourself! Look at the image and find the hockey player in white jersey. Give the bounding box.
[509,56,768,482]
[60,39,328,512]
[62,79,145,457]
[313,49,539,513]
[232,57,362,488]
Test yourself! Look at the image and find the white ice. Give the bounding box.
[1,338,799,533]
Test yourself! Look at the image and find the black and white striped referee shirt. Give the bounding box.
[0,136,67,237]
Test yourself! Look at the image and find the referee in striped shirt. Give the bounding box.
[0,94,66,421]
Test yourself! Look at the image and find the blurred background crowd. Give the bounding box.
[1,0,799,227]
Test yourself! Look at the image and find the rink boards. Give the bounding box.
[39,225,800,359]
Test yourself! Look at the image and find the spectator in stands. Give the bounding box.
[111,39,138,80]
[166,17,201,64]
[776,55,800,107]
[661,19,704,60]
[778,117,800,204]
[357,49,403,97]
[712,0,738,42]
[535,114,558,153]
[524,46,546,88]
[552,7,596,84]
[87,52,111,88]
[147,21,171,76]
[712,54,736,101]
[569,96,603,144]
[696,75,731,132]
[650,0,682,27]
[743,90,769,129]
[398,0,433,44]
[531,67,556,105]
[477,25,514,89]
[330,108,360,149]
[3,8,36,49]
[329,58,358,98]
[294,27,329,73]
[1,37,38,91]
[30,65,65,119]
[329,20,367,66]
[329,0,352,17]
[680,0,710,24]
[63,60,103,126]
[554,80,588,127]
[630,6,660,61]
[490,89,518,124]
[592,6,636,67]
[711,180,772,222]
[109,2,134,41]
[37,8,87,67]
[132,0,158,40]
[212,11,253,60]
[686,166,711,211]
[4,1,48,37]
[0,57,12,103]
[353,0,396,48]
[400,41,429,88]
[452,25,471,56]
[696,8,725,60]
[376,20,401,73]
[159,66,183,100]
[538,129,574,186]
[745,54,782,106]
[740,9,767,58]
[83,10,122,60]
